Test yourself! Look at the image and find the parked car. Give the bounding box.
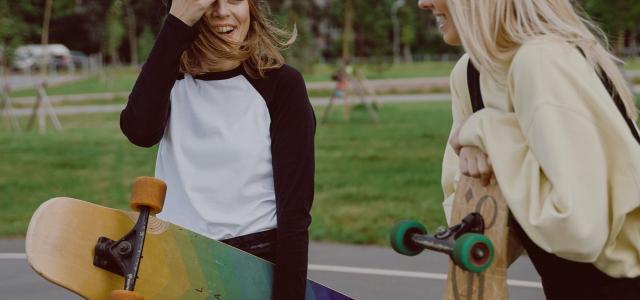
[12,44,72,72]
[70,50,88,69]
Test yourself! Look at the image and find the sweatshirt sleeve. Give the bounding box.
[269,67,315,300]
[442,55,472,224]
[120,14,196,147]
[456,40,611,262]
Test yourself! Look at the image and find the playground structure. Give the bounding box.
[320,0,383,124]
[320,63,382,123]
[0,0,62,134]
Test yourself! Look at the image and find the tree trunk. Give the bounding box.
[403,44,413,63]
[615,30,626,56]
[125,0,138,67]
[40,0,53,77]
[629,29,638,57]
[342,0,353,63]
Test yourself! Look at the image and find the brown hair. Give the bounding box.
[179,0,296,78]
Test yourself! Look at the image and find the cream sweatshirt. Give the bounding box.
[442,37,640,277]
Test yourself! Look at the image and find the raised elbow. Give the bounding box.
[120,111,164,148]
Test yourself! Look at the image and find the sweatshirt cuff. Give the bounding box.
[458,109,488,152]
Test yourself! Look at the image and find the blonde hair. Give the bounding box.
[179,0,296,78]
[448,0,637,119]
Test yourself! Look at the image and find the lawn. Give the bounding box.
[9,61,457,98]
[0,102,452,245]
[626,57,640,70]
[9,68,141,98]
[302,61,458,82]
[10,57,639,98]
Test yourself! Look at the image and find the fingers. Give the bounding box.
[170,0,217,26]
[459,147,494,186]
[477,156,492,186]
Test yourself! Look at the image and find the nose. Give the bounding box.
[418,0,434,10]
[209,0,231,18]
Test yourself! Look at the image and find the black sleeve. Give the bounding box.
[269,68,316,300]
[120,14,196,147]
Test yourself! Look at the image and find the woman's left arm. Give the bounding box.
[269,67,315,299]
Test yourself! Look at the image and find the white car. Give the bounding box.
[12,44,72,72]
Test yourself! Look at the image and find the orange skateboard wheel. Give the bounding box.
[130,177,166,215]
[111,290,144,300]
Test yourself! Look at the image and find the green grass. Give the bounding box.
[302,61,457,82]
[10,57,639,98]
[9,68,140,98]
[0,102,451,245]
[9,62,457,98]
[625,58,640,71]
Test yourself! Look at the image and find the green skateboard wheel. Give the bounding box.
[452,233,494,273]
[390,220,427,256]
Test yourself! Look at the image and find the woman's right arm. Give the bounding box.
[121,0,215,147]
[120,14,196,147]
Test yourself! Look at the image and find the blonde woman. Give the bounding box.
[120,0,313,298]
[419,0,640,298]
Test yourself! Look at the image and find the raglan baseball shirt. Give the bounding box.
[120,15,314,299]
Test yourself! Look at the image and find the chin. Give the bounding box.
[443,34,462,46]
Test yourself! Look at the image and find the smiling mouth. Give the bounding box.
[214,25,236,36]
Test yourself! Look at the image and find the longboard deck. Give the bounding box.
[443,177,522,300]
[26,197,352,300]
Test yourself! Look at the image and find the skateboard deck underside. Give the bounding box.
[26,198,351,300]
[443,177,521,300]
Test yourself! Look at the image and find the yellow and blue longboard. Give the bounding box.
[26,197,352,300]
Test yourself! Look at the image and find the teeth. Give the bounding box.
[435,15,446,29]
[214,26,235,33]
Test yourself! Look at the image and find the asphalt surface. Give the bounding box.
[1,239,544,300]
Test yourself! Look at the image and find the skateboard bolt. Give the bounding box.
[117,241,133,256]
[473,248,485,259]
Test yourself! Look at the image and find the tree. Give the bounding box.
[581,0,640,54]
[124,0,138,66]
[268,0,319,72]
[137,25,155,63]
[0,0,76,66]
[105,0,125,65]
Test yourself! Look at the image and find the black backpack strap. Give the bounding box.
[466,60,485,113]
[466,52,640,145]
[576,47,640,145]
[597,68,640,144]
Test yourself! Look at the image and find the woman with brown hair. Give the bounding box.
[120,1,314,298]
[419,0,640,299]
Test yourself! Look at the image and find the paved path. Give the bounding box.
[0,239,543,300]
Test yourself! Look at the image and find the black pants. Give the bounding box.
[220,229,277,263]
[513,221,640,300]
